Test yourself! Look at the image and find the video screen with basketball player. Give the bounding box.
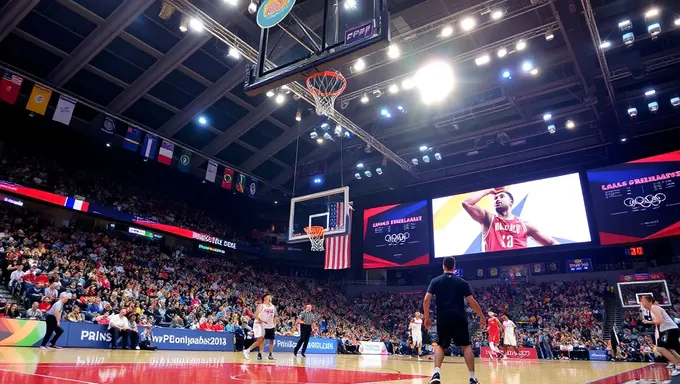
[431,173,591,257]
[586,150,680,245]
[363,201,430,269]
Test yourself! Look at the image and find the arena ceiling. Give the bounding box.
[0,0,679,202]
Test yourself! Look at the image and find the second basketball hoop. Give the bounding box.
[306,71,347,116]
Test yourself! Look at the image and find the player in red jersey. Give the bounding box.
[486,312,504,360]
[462,187,558,252]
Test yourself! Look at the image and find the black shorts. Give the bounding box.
[264,328,276,340]
[657,328,679,350]
[436,316,470,349]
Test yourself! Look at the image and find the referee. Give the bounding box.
[294,304,315,357]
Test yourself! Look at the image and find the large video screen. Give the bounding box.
[363,201,430,269]
[432,173,591,257]
[587,151,680,245]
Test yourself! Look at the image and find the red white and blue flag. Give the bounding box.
[158,140,174,165]
[325,202,351,270]
[64,197,89,212]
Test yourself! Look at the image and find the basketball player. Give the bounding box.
[640,295,680,376]
[486,312,504,360]
[243,293,278,361]
[410,312,424,360]
[501,314,521,358]
[424,256,486,384]
[461,187,558,252]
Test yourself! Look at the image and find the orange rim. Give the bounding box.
[306,71,347,97]
[304,225,325,237]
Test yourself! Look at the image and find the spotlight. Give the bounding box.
[547,124,556,134]
[397,105,404,112]
[295,109,302,121]
[522,61,533,72]
[313,177,322,184]
[648,101,659,113]
[644,8,659,19]
[530,68,539,76]
[475,54,491,66]
[380,108,389,116]
[618,20,632,31]
[316,138,324,144]
[105,142,111,148]
[676,18,680,26]
[275,94,285,104]
[402,77,415,90]
[600,41,612,49]
[491,10,503,20]
[516,40,527,51]
[376,168,383,175]
[274,201,278,205]
[310,131,319,139]
[415,60,455,104]
[545,30,554,41]
[434,152,442,161]
[179,15,189,32]
[543,113,552,122]
[645,89,656,97]
[671,97,680,108]
[344,0,357,10]
[648,23,661,38]
[502,70,511,79]
[248,0,258,14]
[334,125,342,136]
[355,173,361,180]
[565,120,575,129]
[385,112,391,118]
[357,162,364,169]
[372,89,383,98]
[364,170,372,178]
[411,158,419,165]
[344,131,351,138]
[189,18,204,32]
[198,116,207,125]
[623,32,634,46]
[422,155,430,163]
[387,45,400,59]
[620,136,627,142]
[627,107,638,119]
[388,84,399,94]
[223,0,238,5]
[419,145,428,152]
[460,17,476,32]
[353,58,366,72]
[266,90,275,97]
[228,47,240,59]
[360,94,369,103]
[323,132,332,140]
[159,2,175,20]
[441,25,454,37]
[497,47,507,58]
[321,122,329,128]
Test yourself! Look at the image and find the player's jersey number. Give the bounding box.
[500,235,514,248]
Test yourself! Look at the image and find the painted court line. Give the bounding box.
[0,368,98,384]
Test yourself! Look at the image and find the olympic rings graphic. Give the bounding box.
[623,193,666,208]
[385,232,411,243]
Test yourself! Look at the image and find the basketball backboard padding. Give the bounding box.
[288,186,350,243]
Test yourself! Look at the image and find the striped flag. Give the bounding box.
[325,202,351,270]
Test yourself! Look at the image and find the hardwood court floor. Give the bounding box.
[0,347,674,384]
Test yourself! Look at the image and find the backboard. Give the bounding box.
[288,186,350,243]
[244,0,390,95]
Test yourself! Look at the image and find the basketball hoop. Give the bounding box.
[304,225,326,252]
[306,71,347,116]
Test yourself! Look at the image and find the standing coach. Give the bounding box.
[294,304,315,357]
[40,292,71,350]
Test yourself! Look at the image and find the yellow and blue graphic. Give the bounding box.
[257,0,296,29]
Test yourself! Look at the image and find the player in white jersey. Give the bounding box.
[409,312,424,360]
[501,314,521,358]
[640,295,680,376]
[243,293,278,361]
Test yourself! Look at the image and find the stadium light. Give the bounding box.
[364,170,372,178]
[648,23,661,37]
[376,168,383,175]
[675,18,680,26]
[441,25,454,37]
[228,47,240,59]
[419,145,428,152]
[618,20,632,31]
[530,68,539,76]
[380,108,389,116]
[491,9,504,20]
[248,0,258,14]
[334,125,342,136]
[415,60,455,104]
[357,162,364,169]
[179,15,189,32]
[566,120,575,129]
[344,0,357,10]
[475,54,491,66]
[645,8,659,19]
[266,90,275,97]
[502,70,511,79]
[621,137,627,142]
[497,47,507,58]
[547,124,556,134]
[627,107,638,119]
[223,0,238,5]
[397,105,404,112]
[522,61,534,72]
[387,45,400,59]
[545,30,554,41]
[360,94,369,103]
[460,17,476,32]
[354,173,361,180]
[672,97,680,108]
[105,142,111,148]
[645,89,656,97]
[648,101,659,113]
[295,109,301,121]
[275,93,285,104]
[623,32,634,46]
[198,116,207,125]
[412,158,419,165]
[189,18,204,32]
[402,77,415,90]
[600,41,612,49]
[316,138,324,144]
[434,152,442,161]
[422,155,430,163]
[321,122,329,128]
[353,58,366,72]
[310,131,318,139]
[388,84,399,94]
[313,177,322,184]
[516,40,527,51]
[543,113,552,122]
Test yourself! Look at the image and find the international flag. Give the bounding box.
[26,84,52,115]
[100,115,116,135]
[235,173,247,193]
[158,140,174,165]
[52,95,76,125]
[141,133,158,159]
[0,73,23,105]
[221,168,234,189]
[205,160,218,182]
[123,127,141,151]
[247,178,258,198]
[64,197,89,212]
[177,150,192,173]
[325,202,351,270]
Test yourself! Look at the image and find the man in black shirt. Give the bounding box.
[424,256,485,384]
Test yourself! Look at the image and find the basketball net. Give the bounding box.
[306,71,347,116]
[304,225,325,252]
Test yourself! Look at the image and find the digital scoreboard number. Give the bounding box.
[624,246,645,257]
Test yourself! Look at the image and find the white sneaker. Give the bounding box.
[672,369,680,377]
[135,346,140,350]
[667,363,675,369]
[39,346,47,350]
[418,356,423,361]
[242,350,250,360]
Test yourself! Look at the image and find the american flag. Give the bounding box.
[325,202,351,269]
